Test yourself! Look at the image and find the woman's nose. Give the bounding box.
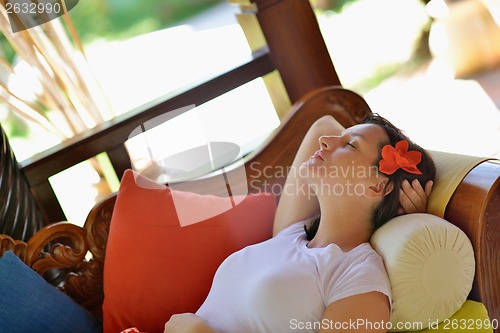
[318,135,338,150]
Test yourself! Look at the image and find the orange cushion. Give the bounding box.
[103,170,276,333]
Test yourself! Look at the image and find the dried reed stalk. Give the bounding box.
[0,3,116,208]
[0,4,113,139]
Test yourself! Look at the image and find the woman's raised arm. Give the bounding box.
[273,115,345,236]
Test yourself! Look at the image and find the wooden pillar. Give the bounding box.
[251,0,342,103]
[229,0,292,119]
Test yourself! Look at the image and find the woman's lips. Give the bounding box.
[312,150,324,161]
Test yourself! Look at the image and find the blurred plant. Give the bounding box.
[0,5,113,141]
[311,0,358,12]
[0,4,118,220]
[0,0,226,141]
[68,0,225,43]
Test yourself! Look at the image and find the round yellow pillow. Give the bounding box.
[371,213,475,332]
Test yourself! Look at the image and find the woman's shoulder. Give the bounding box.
[345,243,383,261]
[274,221,306,238]
[339,243,387,275]
[310,242,386,275]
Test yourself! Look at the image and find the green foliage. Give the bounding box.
[68,0,225,43]
[2,113,30,138]
[311,0,358,13]
[0,35,15,64]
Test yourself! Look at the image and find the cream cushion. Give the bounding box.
[371,213,475,332]
[426,150,491,218]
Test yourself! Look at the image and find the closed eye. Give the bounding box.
[347,141,358,149]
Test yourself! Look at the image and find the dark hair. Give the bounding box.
[304,113,436,240]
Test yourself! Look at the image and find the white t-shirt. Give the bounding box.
[196,222,392,333]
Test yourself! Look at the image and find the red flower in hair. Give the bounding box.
[379,140,422,175]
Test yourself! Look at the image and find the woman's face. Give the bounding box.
[301,123,389,198]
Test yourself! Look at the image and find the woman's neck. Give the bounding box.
[307,198,373,251]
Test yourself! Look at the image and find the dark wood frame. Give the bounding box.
[1,87,499,332]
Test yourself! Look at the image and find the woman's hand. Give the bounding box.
[398,179,433,215]
[164,313,217,333]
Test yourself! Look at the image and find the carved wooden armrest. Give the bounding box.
[0,195,116,320]
[445,159,500,328]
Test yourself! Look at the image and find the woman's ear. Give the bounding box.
[367,179,394,198]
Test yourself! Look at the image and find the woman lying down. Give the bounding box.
[164,114,436,333]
